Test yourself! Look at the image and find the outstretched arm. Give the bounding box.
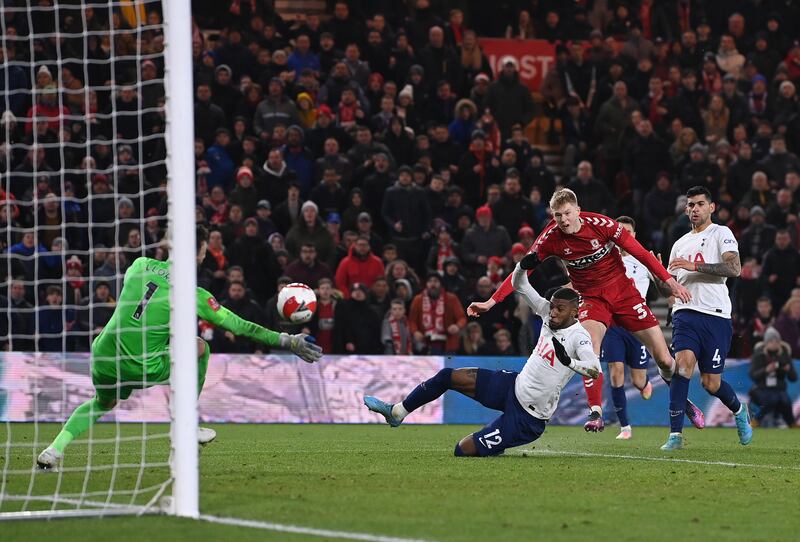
[196,288,322,362]
[511,262,549,318]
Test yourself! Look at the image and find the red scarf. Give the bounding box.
[421,291,446,340]
[389,316,412,354]
[436,241,454,272]
[208,245,226,270]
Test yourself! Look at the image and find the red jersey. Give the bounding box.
[492,212,672,301]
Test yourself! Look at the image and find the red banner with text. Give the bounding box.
[479,38,557,91]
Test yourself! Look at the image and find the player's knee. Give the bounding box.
[97,397,117,410]
[433,368,453,388]
[454,434,478,457]
[701,376,719,393]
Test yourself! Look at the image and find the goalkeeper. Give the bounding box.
[38,226,322,469]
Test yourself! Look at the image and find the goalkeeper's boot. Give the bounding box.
[734,404,753,446]
[36,447,63,471]
[616,426,632,440]
[685,399,706,429]
[363,396,402,427]
[660,433,684,451]
[198,427,217,446]
[640,381,653,400]
[583,410,605,432]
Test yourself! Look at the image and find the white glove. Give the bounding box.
[279,333,323,363]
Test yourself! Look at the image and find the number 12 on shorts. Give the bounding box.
[479,429,502,449]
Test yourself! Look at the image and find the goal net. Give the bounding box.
[0,0,198,519]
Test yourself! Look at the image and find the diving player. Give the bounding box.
[364,262,600,456]
[37,226,322,469]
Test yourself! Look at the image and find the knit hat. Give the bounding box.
[317,104,333,117]
[511,243,527,256]
[399,84,413,100]
[487,255,503,267]
[326,212,341,224]
[357,212,372,222]
[66,255,83,271]
[236,166,253,182]
[517,225,535,238]
[764,327,781,343]
[118,197,134,209]
[476,205,493,220]
[257,199,271,210]
[301,200,319,214]
[750,205,766,217]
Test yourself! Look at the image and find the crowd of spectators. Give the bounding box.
[1,1,800,364]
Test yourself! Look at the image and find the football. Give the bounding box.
[277,283,317,324]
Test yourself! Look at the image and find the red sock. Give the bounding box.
[582,372,604,410]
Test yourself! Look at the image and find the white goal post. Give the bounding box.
[0,0,197,520]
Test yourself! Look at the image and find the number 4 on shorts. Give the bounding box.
[712,348,722,368]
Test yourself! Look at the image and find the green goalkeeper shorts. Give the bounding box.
[90,343,171,403]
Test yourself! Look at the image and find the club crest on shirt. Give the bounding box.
[590,239,600,249]
[563,247,572,254]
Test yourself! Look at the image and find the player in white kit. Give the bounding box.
[601,217,674,440]
[661,186,753,450]
[363,263,601,456]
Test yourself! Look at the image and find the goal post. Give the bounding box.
[164,0,199,520]
[0,0,198,520]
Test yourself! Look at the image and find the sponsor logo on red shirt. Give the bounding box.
[207,297,221,311]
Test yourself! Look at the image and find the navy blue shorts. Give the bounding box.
[470,369,546,457]
[672,310,733,374]
[600,326,651,368]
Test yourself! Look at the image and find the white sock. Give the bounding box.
[590,405,602,415]
[735,404,744,415]
[391,402,409,420]
[620,425,631,431]
[669,432,682,437]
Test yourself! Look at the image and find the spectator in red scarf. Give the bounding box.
[408,272,466,354]
[426,223,460,274]
[456,129,500,208]
[382,298,413,354]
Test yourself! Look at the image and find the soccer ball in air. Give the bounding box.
[277,283,317,324]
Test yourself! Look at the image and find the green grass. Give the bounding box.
[2,423,799,542]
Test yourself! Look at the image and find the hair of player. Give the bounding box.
[551,287,581,306]
[686,185,713,202]
[549,188,578,210]
[616,215,636,229]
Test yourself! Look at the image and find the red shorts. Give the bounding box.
[577,279,659,333]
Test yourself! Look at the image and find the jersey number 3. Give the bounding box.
[133,281,159,320]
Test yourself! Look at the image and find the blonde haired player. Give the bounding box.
[469,188,706,438]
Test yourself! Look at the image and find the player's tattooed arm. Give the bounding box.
[695,251,741,277]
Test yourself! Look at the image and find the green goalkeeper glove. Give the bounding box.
[279,333,323,363]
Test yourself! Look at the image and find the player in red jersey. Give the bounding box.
[468,188,706,432]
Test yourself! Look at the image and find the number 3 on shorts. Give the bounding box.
[633,302,648,320]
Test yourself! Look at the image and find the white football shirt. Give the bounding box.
[669,223,738,319]
[622,253,652,299]
[511,268,600,420]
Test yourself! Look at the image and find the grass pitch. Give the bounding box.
[3,423,799,542]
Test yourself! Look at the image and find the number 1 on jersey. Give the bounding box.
[133,281,159,320]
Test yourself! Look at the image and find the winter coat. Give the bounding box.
[334,244,385,298]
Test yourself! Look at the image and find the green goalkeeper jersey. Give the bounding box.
[93,257,281,363]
